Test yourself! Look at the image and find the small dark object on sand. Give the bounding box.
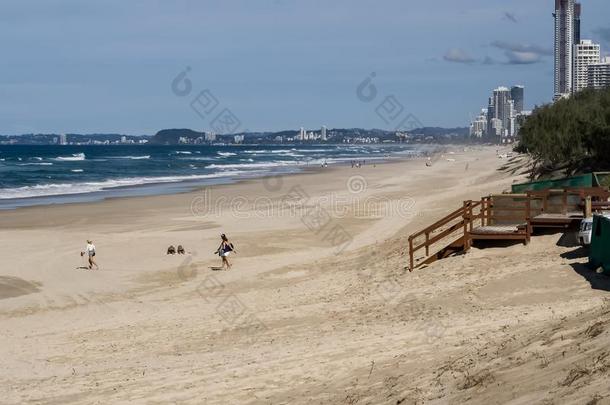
[167,245,176,255]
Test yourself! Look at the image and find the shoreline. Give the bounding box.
[0,144,444,211]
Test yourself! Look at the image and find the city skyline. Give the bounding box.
[2,0,610,134]
[553,0,609,98]
[470,0,610,140]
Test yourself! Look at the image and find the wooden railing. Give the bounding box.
[478,194,530,225]
[408,200,482,271]
[407,187,609,272]
[527,188,610,216]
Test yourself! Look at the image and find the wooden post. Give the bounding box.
[469,202,474,232]
[487,197,491,225]
[409,237,414,272]
[486,197,491,226]
[526,192,532,236]
[585,196,593,218]
[543,192,548,213]
[562,189,568,215]
[425,232,430,256]
[463,201,470,252]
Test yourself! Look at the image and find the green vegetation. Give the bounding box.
[517,87,610,176]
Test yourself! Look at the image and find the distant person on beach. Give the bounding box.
[81,240,99,270]
[215,234,236,270]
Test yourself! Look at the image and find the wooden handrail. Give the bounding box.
[408,201,474,271]
[408,187,607,271]
[407,199,484,271]
[408,205,467,241]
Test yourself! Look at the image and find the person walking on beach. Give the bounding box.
[215,233,235,270]
[82,240,99,270]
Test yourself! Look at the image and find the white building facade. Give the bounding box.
[587,57,610,90]
[573,40,601,93]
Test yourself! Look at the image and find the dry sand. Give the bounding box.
[1,146,609,404]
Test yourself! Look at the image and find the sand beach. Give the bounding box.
[2,146,609,404]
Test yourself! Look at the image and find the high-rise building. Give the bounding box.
[486,97,495,136]
[490,118,503,137]
[298,127,305,141]
[59,134,67,145]
[493,87,513,137]
[321,126,327,141]
[469,110,487,138]
[510,86,525,114]
[554,0,579,99]
[479,85,524,140]
[573,40,601,93]
[587,57,610,90]
[573,2,581,45]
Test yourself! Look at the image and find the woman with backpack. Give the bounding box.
[215,233,236,270]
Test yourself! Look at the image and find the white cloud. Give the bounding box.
[443,48,476,64]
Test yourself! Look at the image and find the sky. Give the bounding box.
[2,0,610,135]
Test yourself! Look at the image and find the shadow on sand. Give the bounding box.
[556,231,581,248]
[569,261,610,292]
[560,242,610,292]
[471,240,526,249]
[560,246,589,260]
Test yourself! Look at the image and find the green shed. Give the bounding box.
[511,174,593,193]
[589,214,610,274]
[511,172,610,194]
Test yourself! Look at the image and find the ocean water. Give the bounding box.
[0,144,425,208]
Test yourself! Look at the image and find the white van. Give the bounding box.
[579,213,610,246]
[578,218,593,246]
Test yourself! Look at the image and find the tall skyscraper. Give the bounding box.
[484,87,514,138]
[494,87,512,136]
[554,0,578,99]
[587,57,610,90]
[474,85,526,140]
[486,97,495,136]
[510,86,525,114]
[321,125,327,141]
[573,40,601,93]
[59,134,67,145]
[573,2,581,45]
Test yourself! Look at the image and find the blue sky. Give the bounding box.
[2,0,610,134]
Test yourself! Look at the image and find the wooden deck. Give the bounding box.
[467,194,530,245]
[528,188,610,230]
[407,186,610,271]
[531,212,583,228]
[471,224,526,235]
